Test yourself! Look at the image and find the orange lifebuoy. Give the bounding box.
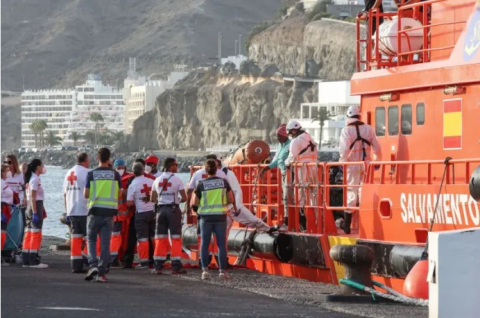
[225,140,270,165]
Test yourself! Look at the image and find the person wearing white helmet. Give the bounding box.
[337,105,382,234]
[284,119,318,232]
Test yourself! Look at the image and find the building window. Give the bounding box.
[311,106,319,120]
[375,107,385,136]
[401,104,412,135]
[388,106,399,136]
[416,102,425,125]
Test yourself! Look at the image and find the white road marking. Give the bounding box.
[37,307,100,311]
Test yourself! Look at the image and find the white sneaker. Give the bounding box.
[135,264,149,270]
[201,271,210,280]
[219,271,230,280]
[30,263,48,269]
[1,262,9,267]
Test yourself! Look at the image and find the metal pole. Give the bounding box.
[235,40,238,56]
[218,32,222,64]
[239,34,242,56]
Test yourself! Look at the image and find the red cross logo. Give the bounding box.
[158,179,171,191]
[67,171,77,186]
[140,184,152,197]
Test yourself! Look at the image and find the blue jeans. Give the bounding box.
[199,218,227,270]
[87,215,113,275]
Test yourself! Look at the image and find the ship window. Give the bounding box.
[416,102,425,125]
[375,107,385,136]
[388,106,399,135]
[401,104,412,135]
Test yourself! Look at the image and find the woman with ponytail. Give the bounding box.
[22,159,48,268]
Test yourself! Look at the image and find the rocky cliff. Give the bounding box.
[126,15,357,151]
[1,97,22,151]
[123,64,317,151]
[248,18,357,79]
[1,0,281,91]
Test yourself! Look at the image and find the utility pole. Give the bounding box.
[218,32,222,64]
[22,75,25,91]
[235,40,238,56]
[238,34,242,56]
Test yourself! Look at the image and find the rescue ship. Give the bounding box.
[182,0,480,300]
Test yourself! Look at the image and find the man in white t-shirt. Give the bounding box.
[150,158,187,275]
[127,162,156,269]
[63,152,90,273]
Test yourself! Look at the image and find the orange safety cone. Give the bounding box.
[403,259,429,300]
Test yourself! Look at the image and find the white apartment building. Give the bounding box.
[123,63,189,133]
[298,80,360,148]
[21,89,76,148]
[21,74,125,148]
[67,74,125,141]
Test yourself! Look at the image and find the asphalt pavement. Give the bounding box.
[1,255,362,318]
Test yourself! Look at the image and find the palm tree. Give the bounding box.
[109,130,125,143]
[311,107,332,152]
[69,132,82,146]
[29,121,40,148]
[84,131,96,145]
[37,120,48,148]
[44,131,63,147]
[89,112,104,146]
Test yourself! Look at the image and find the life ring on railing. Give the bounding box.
[224,140,270,165]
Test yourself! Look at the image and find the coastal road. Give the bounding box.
[2,255,361,318]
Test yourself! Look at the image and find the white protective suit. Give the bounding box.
[284,131,318,208]
[339,118,382,213]
[223,167,270,232]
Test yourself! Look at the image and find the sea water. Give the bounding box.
[41,166,191,238]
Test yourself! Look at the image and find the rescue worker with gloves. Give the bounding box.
[127,162,156,270]
[338,105,382,234]
[63,152,90,273]
[151,158,187,275]
[284,120,318,232]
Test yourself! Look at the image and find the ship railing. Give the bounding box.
[365,158,480,185]
[356,0,467,71]
[187,162,363,235]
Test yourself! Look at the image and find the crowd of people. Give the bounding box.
[1,107,381,282]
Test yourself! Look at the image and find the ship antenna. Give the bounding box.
[421,157,452,260]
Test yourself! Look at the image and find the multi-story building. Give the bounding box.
[123,61,188,133]
[67,74,125,141]
[298,80,360,148]
[21,89,76,148]
[21,74,125,148]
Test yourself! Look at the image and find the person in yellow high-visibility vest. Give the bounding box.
[83,148,122,283]
[192,159,236,281]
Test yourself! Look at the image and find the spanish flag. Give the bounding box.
[443,99,462,149]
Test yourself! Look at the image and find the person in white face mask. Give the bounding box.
[145,155,160,178]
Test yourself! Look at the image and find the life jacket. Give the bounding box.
[117,173,134,221]
[296,131,317,162]
[347,121,371,161]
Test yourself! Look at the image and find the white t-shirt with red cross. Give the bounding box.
[1,179,14,205]
[6,173,24,202]
[187,168,227,190]
[127,175,155,213]
[63,165,90,216]
[153,172,185,205]
[27,173,44,201]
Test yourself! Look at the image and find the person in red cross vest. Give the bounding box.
[63,152,91,273]
[150,157,187,275]
[109,158,133,268]
[127,162,156,269]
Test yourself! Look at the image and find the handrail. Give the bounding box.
[356,0,468,70]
